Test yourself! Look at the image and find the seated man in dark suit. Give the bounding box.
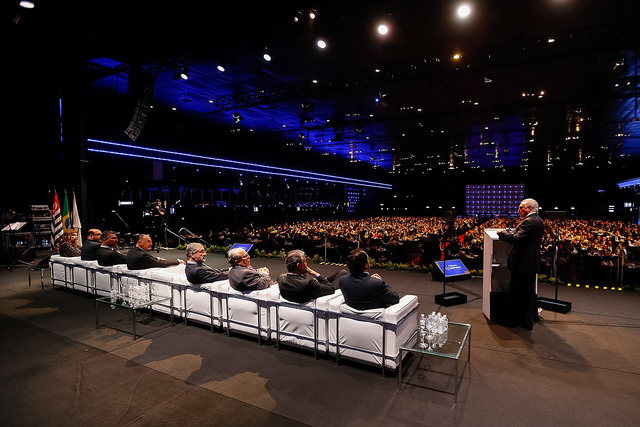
[227,247,272,291]
[96,230,127,266]
[184,242,229,286]
[277,249,347,303]
[339,248,400,310]
[126,234,184,270]
[80,229,102,260]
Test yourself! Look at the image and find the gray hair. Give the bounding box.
[186,242,204,259]
[284,250,305,272]
[522,198,539,213]
[228,247,246,266]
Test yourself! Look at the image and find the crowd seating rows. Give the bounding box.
[211,217,640,285]
[48,255,419,373]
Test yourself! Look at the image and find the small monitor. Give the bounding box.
[432,259,471,282]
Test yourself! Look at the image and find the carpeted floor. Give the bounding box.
[1,250,639,426]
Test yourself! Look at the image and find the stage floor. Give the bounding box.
[1,250,639,426]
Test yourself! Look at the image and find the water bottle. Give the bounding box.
[420,314,426,331]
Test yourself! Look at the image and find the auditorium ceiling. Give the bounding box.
[10,0,640,178]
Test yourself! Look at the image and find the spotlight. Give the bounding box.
[317,39,327,49]
[179,66,189,80]
[263,53,272,62]
[233,112,243,123]
[457,4,471,19]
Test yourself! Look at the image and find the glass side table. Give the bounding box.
[398,321,471,402]
[95,293,174,340]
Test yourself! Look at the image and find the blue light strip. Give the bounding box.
[87,138,392,189]
[617,177,640,188]
[59,98,63,144]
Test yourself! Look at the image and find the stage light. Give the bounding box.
[180,66,189,80]
[317,39,327,49]
[377,24,389,35]
[263,53,272,62]
[19,1,35,8]
[457,4,471,19]
[233,112,243,123]
[217,65,225,72]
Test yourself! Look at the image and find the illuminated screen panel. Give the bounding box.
[465,184,525,217]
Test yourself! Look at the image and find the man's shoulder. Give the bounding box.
[127,247,144,256]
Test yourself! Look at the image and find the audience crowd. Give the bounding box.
[57,216,640,287]
[210,216,640,283]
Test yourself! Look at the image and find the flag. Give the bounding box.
[71,191,83,247]
[62,191,70,232]
[51,191,63,247]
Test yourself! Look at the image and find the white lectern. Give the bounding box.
[482,229,510,320]
[482,229,538,321]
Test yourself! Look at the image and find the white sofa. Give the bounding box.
[49,255,419,373]
[328,294,419,372]
[267,287,342,357]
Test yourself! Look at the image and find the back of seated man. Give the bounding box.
[277,249,347,303]
[126,234,184,270]
[96,231,127,266]
[81,229,102,260]
[184,242,229,287]
[339,248,400,310]
[227,247,272,291]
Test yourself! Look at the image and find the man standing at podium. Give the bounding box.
[498,198,544,330]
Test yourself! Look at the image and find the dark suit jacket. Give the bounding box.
[228,266,272,291]
[80,240,101,261]
[277,273,336,303]
[338,273,400,310]
[126,246,179,270]
[185,262,228,286]
[96,246,127,266]
[498,213,544,274]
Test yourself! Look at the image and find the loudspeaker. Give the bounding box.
[538,297,572,313]
[435,292,467,307]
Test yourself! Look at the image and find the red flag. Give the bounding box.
[51,191,63,247]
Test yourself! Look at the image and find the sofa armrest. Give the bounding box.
[383,295,419,323]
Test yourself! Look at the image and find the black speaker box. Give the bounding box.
[435,292,467,307]
[538,297,572,313]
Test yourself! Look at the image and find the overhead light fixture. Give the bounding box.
[263,53,272,62]
[180,66,189,80]
[317,39,327,49]
[377,24,389,36]
[19,1,35,8]
[233,112,243,123]
[217,65,225,72]
[309,9,317,20]
[457,4,471,19]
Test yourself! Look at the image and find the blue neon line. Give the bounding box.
[87,148,392,189]
[59,98,63,143]
[87,138,391,189]
[617,177,640,188]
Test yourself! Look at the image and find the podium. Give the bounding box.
[482,229,537,322]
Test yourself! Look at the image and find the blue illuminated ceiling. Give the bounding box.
[11,0,640,175]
